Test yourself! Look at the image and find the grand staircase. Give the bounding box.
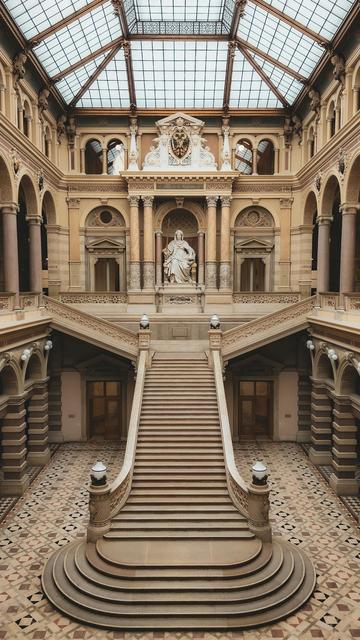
[42,352,316,630]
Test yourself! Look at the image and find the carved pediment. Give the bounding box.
[235,237,274,252]
[156,112,205,128]
[86,238,125,252]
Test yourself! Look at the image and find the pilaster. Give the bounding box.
[0,399,30,495]
[309,381,333,465]
[329,398,359,496]
[27,381,51,466]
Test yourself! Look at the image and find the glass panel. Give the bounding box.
[106,381,119,396]
[265,0,355,41]
[34,2,122,76]
[238,2,324,77]
[256,382,268,396]
[241,400,253,426]
[251,54,304,104]
[3,0,93,39]
[133,0,226,21]
[78,50,130,107]
[132,40,227,108]
[240,381,254,396]
[56,53,107,101]
[230,50,282,108]
[235,139,253,174]
[92,382,104,397]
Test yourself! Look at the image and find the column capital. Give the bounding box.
[66,197,81,208]
[155,230,162,237]
[26,215,42,225]
[197,230,205,236]
[340,203,360,215]
[220,195,232,207]
[279,198,294,208]
[206,195,218,207]
[317,215,332,225]
[1,203,18,215]
[128,195,140,206]
[142,195,154,207]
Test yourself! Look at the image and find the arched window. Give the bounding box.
[44,126,52,159]
[235,139,253,174]
[85,139,102,174]
[257,139,275,175]
[107,139,125,175]
[308,127,315,159]
[328,101,336,138]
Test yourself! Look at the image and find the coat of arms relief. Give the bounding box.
[143,112,217,171]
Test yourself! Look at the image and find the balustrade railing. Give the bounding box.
[59,292,128,304]
[233,292,301,304]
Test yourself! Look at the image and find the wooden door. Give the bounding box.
[238,381,272,438]
[88,381,122,439]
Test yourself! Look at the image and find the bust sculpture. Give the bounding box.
[163,230,195,284]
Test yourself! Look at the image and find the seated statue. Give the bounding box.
[163,230,195,284]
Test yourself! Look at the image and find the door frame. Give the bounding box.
[86,378,125,440]
[233,376,274,440]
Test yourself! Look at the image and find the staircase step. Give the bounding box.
[112,512,243,521]
[109,521,249,531]
[103,530,255,540]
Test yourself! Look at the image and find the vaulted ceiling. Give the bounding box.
[2,0,357,110]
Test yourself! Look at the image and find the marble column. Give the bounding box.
[128,195,141,290]
[155,231,163,286]
[220,196,232,290]
[102,146,107,174]
[27,381,51,465]
[316,216,331,293]
[329,397,358,495]
[309,380,333,465]
[27,215,42,292]
[67,197,81,290]
[0,399,29,495]
[142,196,154,290]
[252,147,257,174]
[1,204,19,303]
[80,147,85,174]
[206,196,218,289]
[197,231,205,285]
[340,204,358,295]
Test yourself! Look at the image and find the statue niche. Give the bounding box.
[163,230,196,284]
[143,112,217,171]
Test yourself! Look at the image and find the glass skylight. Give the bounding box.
[3,0,92,40]
[230,50,282,108]
[132,40,227,108]
[2,0,356,109]
[238,2,324,77]
[78,50,130,108]
[34,2,122,77]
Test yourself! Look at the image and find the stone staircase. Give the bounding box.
[42,352,315,630]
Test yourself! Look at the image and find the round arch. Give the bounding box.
[83,205,127,229]
[84,205,127,292]
[24,351,44,384]
[0,154,14,202]
[345,153,360,203]
[304,190,318,226]
[17,173,39,215]
[232,204,277,229]
[336,360,360,396]
[154,201,206,231]
[314,350,335,383]
[0,362,21,396]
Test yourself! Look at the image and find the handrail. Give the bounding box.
[43,295,138,358]
[211,347,271,541]
[108,349,147,517]
[87,347,147,541]
[222,295,316,357]
[212,349,250,518]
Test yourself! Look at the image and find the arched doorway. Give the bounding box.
[329,184,341,292]
[233,207,275,292]
[304,191,318,294]
[320,175,342,293]
[0,156,14,292]
[160,209,199,283]
[84,207,126,291]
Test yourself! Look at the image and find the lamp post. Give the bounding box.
[90,461,107,487]
[251,461,268,486]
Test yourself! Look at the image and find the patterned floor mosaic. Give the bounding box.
[1,441,360,640]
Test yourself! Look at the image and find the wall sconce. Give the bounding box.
[210,314,221,329]
[139,314,149,329]
[21,347,33,362]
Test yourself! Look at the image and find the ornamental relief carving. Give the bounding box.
[236,209,273,228]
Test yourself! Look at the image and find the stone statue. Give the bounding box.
[163,230,195,284]
[112,144,125,174]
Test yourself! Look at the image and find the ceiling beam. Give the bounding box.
[69,43,121,107]
[51,37,124,82]
[236,37,307,82]
[112,0,130,38]
[28,0,107,46]
[123,41,137,108]
[223,41,236,110]
[250,0,329,45]
[237,42,290,107]
[230,0,247,38]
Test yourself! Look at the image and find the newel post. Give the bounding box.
[247,462,272,542]
[87,462,111,542]
[138,314,151,366]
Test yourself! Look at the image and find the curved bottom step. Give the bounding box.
[42,537,316,630]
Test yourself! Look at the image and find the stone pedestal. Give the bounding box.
[155,283,205,313]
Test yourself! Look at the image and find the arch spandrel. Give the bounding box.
[233,205,276,229]
[82,205,127,229]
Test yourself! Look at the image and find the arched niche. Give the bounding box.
[233,207,275,292]
[338,363,360,396]
[0,364,20,397]
[84,206,126,292]
[17,174,38,292]
[257,139,275,175]
[321,175,342,292]
[160,209,200,284]
[85,139,102,174]
[24,352,43,384]
[0,156,14,291]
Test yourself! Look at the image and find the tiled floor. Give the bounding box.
[1,441,360,640]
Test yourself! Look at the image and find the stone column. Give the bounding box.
[102,145,107,174]
[2,204,19,304]
[197,231,205,285]
[27,381,51,465]
[0,399,29,495]
[80,147,85,174]
[220,196,232,290]
[206,196,218,289]
[27,215,42,292]
[252,147,257,174]
[278,198,292,290]
[329,397,358,495]
[128,195,141,290]
[316,216,331,293]
[155,231,163,286]
[142,196,154,290]
[67,197,81,290]
[340,204,358,295]
[309,380,333,465]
